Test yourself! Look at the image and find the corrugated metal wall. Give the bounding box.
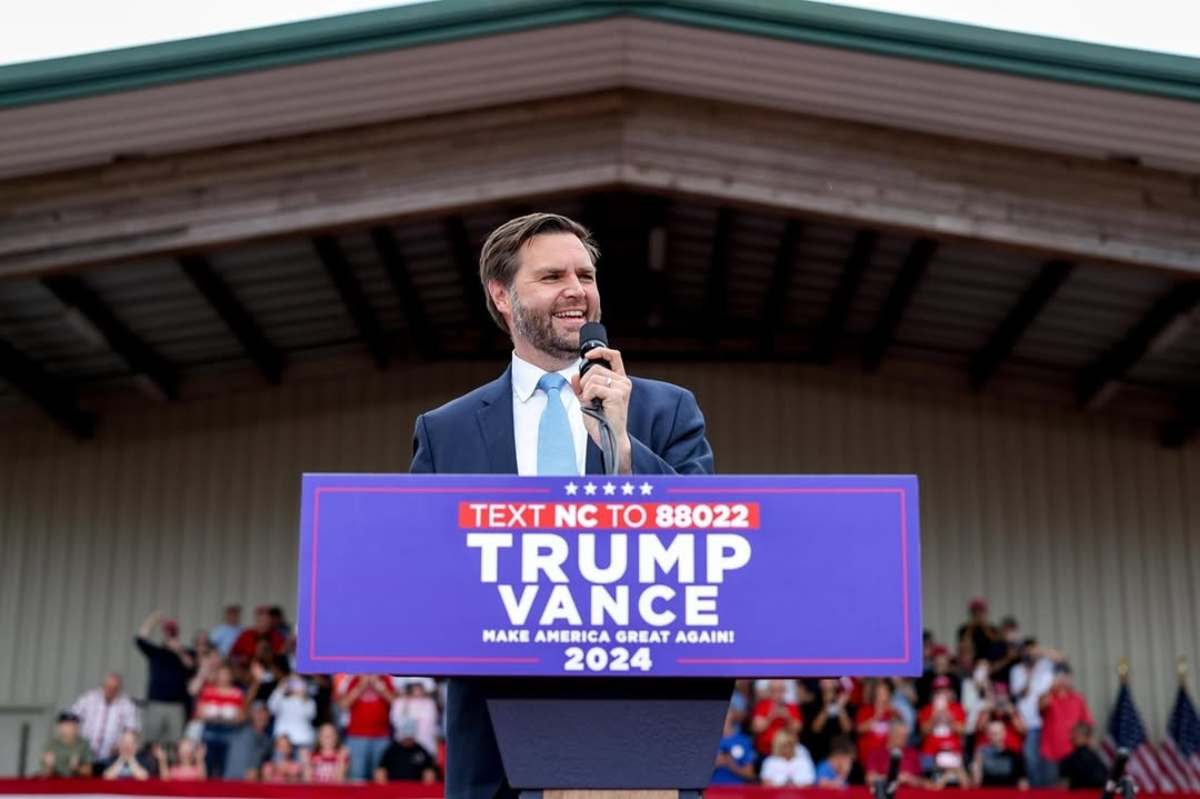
[1,360,1197,737]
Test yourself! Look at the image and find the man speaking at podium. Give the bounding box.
[410,212,715,799]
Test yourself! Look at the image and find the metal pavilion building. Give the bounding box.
[0,0,1198,773]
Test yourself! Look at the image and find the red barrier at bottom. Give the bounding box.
[3,781,1200,798]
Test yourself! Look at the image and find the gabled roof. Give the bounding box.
[3,0,1198,108]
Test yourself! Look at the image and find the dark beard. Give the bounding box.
[510,292,593,359]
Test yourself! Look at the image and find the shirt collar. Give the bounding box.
[511,351,581,402]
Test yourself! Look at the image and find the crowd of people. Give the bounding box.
[37,598,1111,790]
[40,605,439,784]
[716,600,1109,790]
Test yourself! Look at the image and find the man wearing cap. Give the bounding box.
[375,717,439,784]
[1038,661,1094,784]
[918,676,967,772]
[135,609,196,745]
[956,598,1000,666]
[917,645,960,707]
[40,711,93,777]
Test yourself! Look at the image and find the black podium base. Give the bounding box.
[486,678,733,791]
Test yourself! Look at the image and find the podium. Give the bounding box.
[487,676,731,797]
[295,474,921,796]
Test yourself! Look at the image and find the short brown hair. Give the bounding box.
[478,212,600,332]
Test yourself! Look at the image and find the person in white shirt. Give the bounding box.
[267,674,316,750]
[390,679,440,757]
[1010,638,1057,787]
[760,728,816,787]
[71,673,141,762]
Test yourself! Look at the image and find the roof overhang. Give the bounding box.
[1,1,1199,180]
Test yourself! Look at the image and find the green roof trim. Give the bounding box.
[2,0,1199,109]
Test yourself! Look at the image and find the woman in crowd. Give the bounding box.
[306,723,349,784]
[760,728,816,787]
[101,730,152,781]
[802,678,854,764]
[261,736,305,783]
[268,674,317,752]
[189,656,246,777]
[153,738,206,780]
[855,680,898,766]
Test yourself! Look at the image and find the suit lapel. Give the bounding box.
[476,367,518,474]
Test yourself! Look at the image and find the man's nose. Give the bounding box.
[561,273,585,297]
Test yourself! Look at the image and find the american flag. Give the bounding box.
[1162,685,1200,791]
[1101,682,1176,793]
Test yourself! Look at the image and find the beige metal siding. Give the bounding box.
[0,360,1197,735]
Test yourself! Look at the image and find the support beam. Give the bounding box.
[641,196,672,330]
[1077,282,1200,409]
[701,208,734,348]
[970,259,1074,391]
[178,254,283,385]
[6,92,1200,282]
[0,338,96,438]
[445,215,496,353]
[312,235,391,370]
[41,274,179,400]
[759,220,803,355]
[863,237,938,372]
[370,226,440,361]
[812,229,878,364]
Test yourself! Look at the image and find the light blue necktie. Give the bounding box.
[536,373,577,475]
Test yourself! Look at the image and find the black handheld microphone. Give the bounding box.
[579,322,610,379]
[1102,748,1130,799]
[577,321,618,474]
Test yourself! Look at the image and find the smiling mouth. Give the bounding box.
[553,310,586,320]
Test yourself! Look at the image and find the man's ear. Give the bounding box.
[488,280,511,317]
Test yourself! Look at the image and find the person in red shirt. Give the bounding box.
[190,660,246,777]
[919,674,969,785]
[335,674,398,781]
[750,680,803,756]
[919,675,966,757]
[1039,662,1094,767]
[855,680,897,766]
[866,719,930,789]
[229,607,286,664]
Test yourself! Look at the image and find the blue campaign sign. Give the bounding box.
[295,474,921,677]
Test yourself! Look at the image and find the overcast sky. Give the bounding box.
[2,0,1198,67]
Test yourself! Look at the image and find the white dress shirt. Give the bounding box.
[511,352,587,476]
[1010,656,1054,728]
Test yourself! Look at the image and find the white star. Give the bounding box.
[639,482,653,496]
[621,482,635,496]
[583,482,598,496]
[602,482,617,495]
[564,482,578,496]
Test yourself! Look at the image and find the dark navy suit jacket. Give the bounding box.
[409,365,714,799]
